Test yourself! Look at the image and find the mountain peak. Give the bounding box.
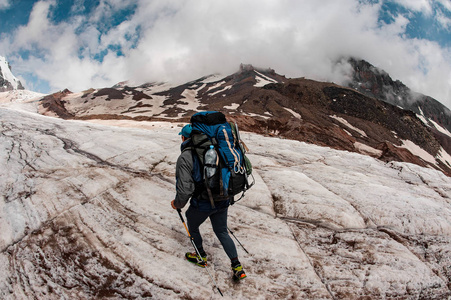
[239,63,255,72]
[0,55,24,92]
[238,63,276,75]
[346,57,451,133]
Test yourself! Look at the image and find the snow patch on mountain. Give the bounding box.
[438,148,451,167]
[200,74,228,84]
[0,90,45,103]
[284,107,302,119]
[143,82,175,94]
[254,70,278,87]
[416,107,429,126]
[0,56,23,91]
[330,115,367,137]
[0,90,45,114]
[354,141,383,156]
[416,113,429,126]
[430,119,451,138]
[224,103,240,110]
[209,84,232,96]
[416,107,451,139]
[207,80,226,91]
[399,139,437,165]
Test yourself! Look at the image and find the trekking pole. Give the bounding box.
[227,227,249,254]
[177,209,223,297]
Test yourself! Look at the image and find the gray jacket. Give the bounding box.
[173,140,230,210]
[174,147,195,209]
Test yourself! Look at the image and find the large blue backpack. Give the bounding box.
[190,111,253,206]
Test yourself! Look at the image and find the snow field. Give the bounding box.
[0,105,450,299]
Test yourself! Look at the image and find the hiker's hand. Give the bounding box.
[171,200,177,209]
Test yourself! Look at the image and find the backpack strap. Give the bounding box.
[183,142,217,208]
[205,181,216,209]
[181,146,204,198]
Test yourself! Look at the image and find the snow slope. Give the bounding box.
[0,103,450,299]
[0,90,45,104]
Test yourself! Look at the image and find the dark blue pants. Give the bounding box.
[186,205,238,261]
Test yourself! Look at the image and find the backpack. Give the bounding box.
[190,111,254,206]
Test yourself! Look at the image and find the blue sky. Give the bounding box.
[379,1,450,46]
[0,0,450,109]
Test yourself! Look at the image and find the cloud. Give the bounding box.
[437,0,451,11]
[1,0,451,110]
[0,0,9,10]
[13,1,56,48]
[436,9,451,30]
[392,0,434,15]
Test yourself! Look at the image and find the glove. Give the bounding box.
[171,200,177,209]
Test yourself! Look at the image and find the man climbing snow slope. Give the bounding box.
[171,124,246,282]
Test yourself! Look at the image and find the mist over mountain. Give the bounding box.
[346,58,451,132]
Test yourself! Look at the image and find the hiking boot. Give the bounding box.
[185,252,207,268]
[232,263,247,281]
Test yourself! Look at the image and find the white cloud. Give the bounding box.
[437,0,451,11]
[392,0,434,15]
[89,0,136,24]
[393,0,451,31]
[1,0,451,110]
[13,0,56,48]
[0,0,10,10]
[70,0,86,14]
[436,9,451,30]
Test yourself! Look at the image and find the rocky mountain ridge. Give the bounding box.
[0,56,24,92]
[347,57,451,132]
[38,62,451,176]
[346,58,451,167]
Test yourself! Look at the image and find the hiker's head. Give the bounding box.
[179,124,192,141]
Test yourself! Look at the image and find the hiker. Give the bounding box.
[171,124,246,281]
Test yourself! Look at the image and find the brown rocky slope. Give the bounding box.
[38,64,451,176]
